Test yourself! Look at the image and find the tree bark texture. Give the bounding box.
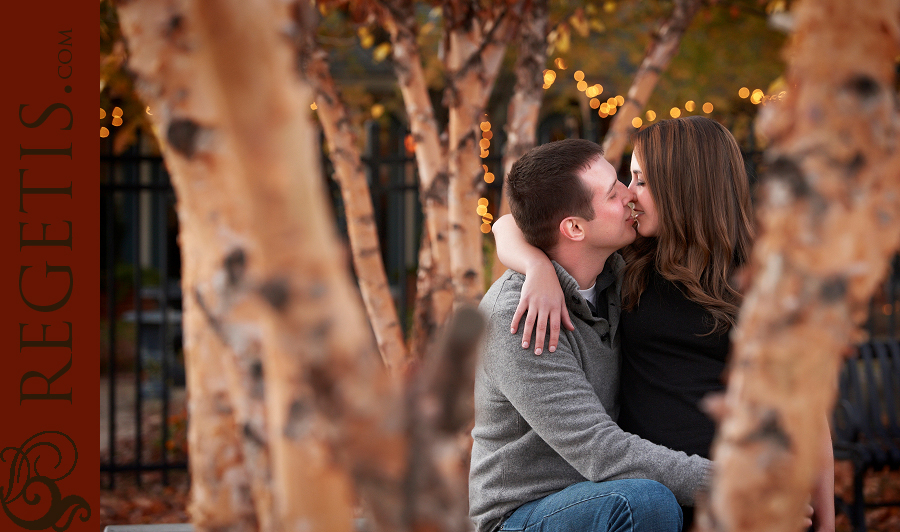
[300,17,410,371]
[492,0,548,282]
[700,1,900,531]
[379,2,456,353]
[601,0,701,169]
[118,1,488,530]
[118,0,408,530]
[445,5,513,305]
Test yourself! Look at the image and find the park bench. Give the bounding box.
[832,338,900,532]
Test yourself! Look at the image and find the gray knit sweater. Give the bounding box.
[469,256,712,532]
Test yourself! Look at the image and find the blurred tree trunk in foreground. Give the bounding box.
[117,0,482,531]
[699,0,900,531]
[601,0,702,169]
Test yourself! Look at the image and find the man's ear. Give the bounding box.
[559,216,586,242]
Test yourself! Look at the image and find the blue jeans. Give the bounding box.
[499,479,683,532]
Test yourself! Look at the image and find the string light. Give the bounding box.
[632,117,642,128]
[685,101,695,112]
[371,104,385,118]
[702,102,714,113]
[574,70,585,82]
[100,108,106,119]
[750,89,764,104]
[670,107,681,118]
[738,87,750,98]
[577,80,588,91]
[100,127,109,138]
[112,116,123,127]
[112,107,123,118]
[484,172,495,183]
[615,95,624,106]
[590,98,600,109]
[554,58,567,69]
[311,102,318,110]
[646,110,656,121]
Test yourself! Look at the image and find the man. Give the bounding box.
[469,139,711,532]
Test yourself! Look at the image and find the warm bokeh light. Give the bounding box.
[670,107,681,118]
[702,102,714,113]
[484,173,495,183]
[479,139,490,149]
[646,110,657,121]
[404,134,416,153]
[685,100,695,112]
[482,213,494,222]
[478,198,489,206]
[543,69,557,84]
[373,42,391,62]
[371,104,385,118]
[750,89,764,104]
[476,205,488,216]
[590,98,600,109]
[483,164,489,172]
[310,102,318,110]
[554,57,567,69]
[146,106,152,115]
[632,117,642,128]
[600,102,610,113]
[480,121,491,131]
[483,130,493,140]
[607,97,617,107]
[738,87,750,98]
[615,95,624,106]
[585,85,600,98]
[608,106,617,115]
[574,70,585,82]
[100,127,109,138]
[112,106,123,117]
[480,151,489,159]
[481,223,492,234]
[577,80,588,91]
[100,108,106,119]
[598,110,608,118]
[112,116,123,127]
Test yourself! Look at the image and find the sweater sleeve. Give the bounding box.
[482,288,712,505]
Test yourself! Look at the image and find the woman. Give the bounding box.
[491,116,834,531]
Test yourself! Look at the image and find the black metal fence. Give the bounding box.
[100,119,900,488]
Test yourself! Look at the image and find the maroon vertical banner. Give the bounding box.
[0,1,99,531]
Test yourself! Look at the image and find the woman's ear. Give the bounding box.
[559,216,586,242]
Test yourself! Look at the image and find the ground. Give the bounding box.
[99,462,900,530]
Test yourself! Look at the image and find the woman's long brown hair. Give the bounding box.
[621,116,755,334]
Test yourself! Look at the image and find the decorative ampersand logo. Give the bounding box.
[0,431,91,531]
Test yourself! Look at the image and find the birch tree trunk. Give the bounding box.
[492,0,548,282]
[379,2,455,355]
[445,6,512,305]
[700,1,900,531]
[601,0,702,169]
[300,13,409,371]
[118,0,408,530]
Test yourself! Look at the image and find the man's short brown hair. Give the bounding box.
[506,139,601,251]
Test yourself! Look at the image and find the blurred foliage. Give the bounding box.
[101,0,158,154]
[100,0,789,153]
